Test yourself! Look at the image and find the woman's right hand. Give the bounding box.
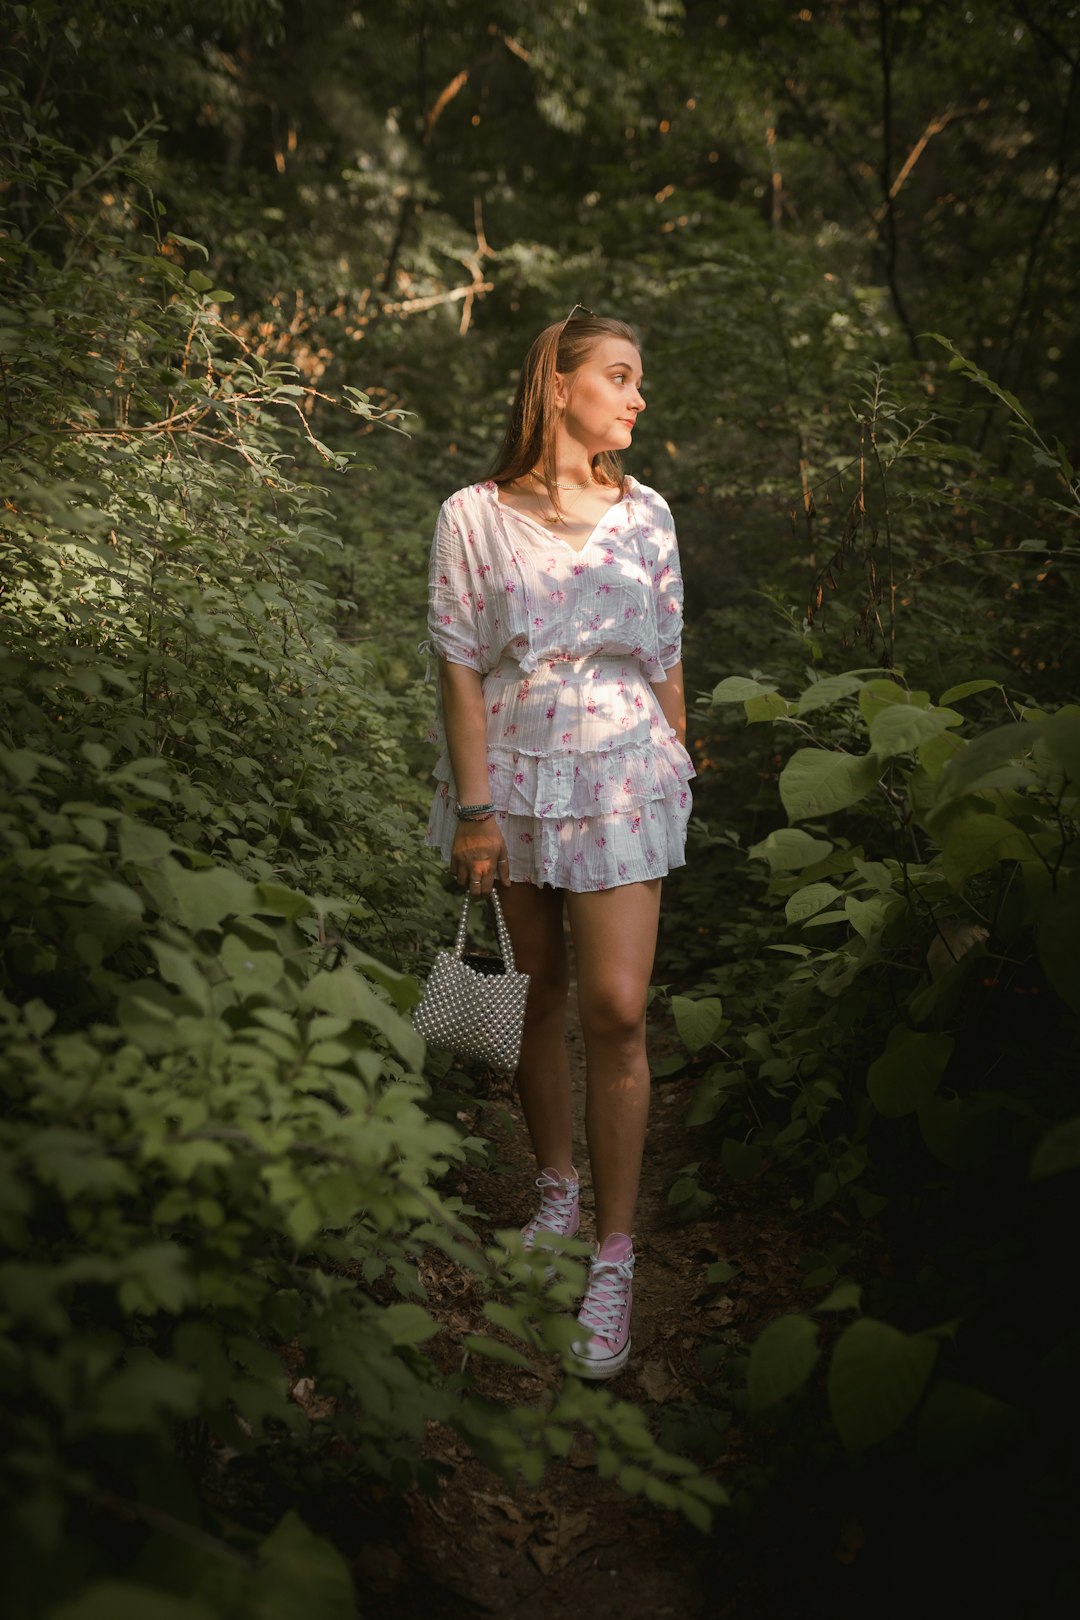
[451,818,511,896]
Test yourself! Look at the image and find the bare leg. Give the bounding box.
[566,880,661,1243]
[498,881,573,1179]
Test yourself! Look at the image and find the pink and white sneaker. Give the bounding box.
[521,1168,580,1252]
[570,1232,634,1380]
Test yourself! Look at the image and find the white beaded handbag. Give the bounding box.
[412,890,530,1076]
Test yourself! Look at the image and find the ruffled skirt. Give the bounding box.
[426,654,694,892]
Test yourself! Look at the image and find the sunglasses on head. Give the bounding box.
[559,302,596,332]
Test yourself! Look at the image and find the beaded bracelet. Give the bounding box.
[456,801,496,821]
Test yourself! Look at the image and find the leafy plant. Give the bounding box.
[0,72,723,1617]
[673,361,1078,1527]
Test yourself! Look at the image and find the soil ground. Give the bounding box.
[355,972,820,1619]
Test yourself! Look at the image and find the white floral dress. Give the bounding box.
[424,476,694,892]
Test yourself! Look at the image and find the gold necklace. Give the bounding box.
[524,471,594,525]
[529,470,595,492]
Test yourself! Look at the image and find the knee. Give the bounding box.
[582,987,647,1050]
[524,962,570,1024]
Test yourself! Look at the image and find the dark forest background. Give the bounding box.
[1,2,1077,1615]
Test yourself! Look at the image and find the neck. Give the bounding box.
[530,459,595,489]
[550,425,598,488]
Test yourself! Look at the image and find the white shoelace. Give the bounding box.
[522,1171,579,1246]
[579,1254,634,1341]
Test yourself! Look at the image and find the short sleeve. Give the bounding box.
[652,498,684,674]
[427,499,482,669]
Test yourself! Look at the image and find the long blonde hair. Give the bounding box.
[490,312,641,517]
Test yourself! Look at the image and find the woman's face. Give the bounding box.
[556,336,646,455]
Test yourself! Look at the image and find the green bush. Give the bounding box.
[0,79,724,1616]
[670,364,1078,1577]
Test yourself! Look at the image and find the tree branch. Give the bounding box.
[986,52,1079,431]
[877,0,921,359]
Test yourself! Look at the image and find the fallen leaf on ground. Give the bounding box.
[639,1359,680,1403]
[556,1508,592,1548]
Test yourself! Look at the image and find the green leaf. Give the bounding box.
[1030,1116,1080,1180]
[118,819,175,863]
[785,881,843,924]
[671,994,726,1053]
[49,1585,218,1620]
[779,749,881,822]
[301,968,423,1070]
[88,879,144,919]
[798,906,847,927]
[869,704,962,762]
[919,729,966,780]
[744,691,790,723]
[23,999,56,1038]
[256,882,316,921]
[794,672,866,715]
[482,1300,534,1344]
[92,1353,201,1431]
[80,741,112,770]
[462,1334,535,1371]
[857,678,923,729]
[844,894,888,940]
[253,1510,356,1620]
[166,232,210,259]
[221,931,285,994]
[1035,706,1080,792]
[1035,881,1080,1014]
[935,721,1037,806]
[827,1318,938,1449]
[149,940,210,1009]
[27,1128,136,1200]
[815,1282,862,1313]
[867,1026,954,1118]
[0,746,65,785]
[928,334,1034,424]
[941,812,1033,888]
[748,828,834,871]
[169,866,259,931]
[938,679,1001,706]
[380,1303,438,1345]
[746,1314,820,1412]
[124,1243,194,1313]
[711,676,776,703]
[117,980,197,1055]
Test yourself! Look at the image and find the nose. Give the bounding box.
[631,388,645,414]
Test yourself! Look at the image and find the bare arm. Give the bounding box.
[439,657,510,891]
[653,659,687,747]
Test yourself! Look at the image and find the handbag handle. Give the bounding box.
[453,889,517,974]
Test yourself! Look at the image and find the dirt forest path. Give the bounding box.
[366,960,816,1619]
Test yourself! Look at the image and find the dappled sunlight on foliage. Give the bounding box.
[2,0,1079,1611]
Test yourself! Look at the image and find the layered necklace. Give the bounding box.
[528,468,595,524]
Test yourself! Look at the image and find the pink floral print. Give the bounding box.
[424,476,693,890]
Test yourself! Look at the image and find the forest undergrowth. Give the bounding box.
[3,3,1079,1615]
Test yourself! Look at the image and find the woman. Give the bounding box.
[424,308,694,1379]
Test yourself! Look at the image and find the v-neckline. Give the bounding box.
[490,482,630,555]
